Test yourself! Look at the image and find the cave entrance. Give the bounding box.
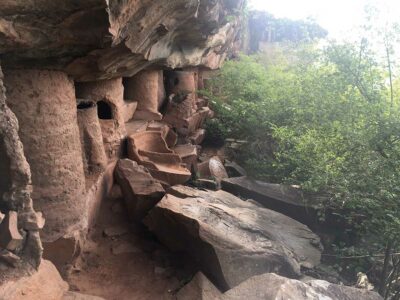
[97,100,113,120]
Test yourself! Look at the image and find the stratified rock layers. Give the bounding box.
[4,70,86,242]
[0,1,244,81]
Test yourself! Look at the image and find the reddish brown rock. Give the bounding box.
[166,71,197,96]
[163,94,197,129]
[5,70,86,243]
[127,131,191,186]
[114,159,165,221]
[0,211,23,251]
[1,1,244,81]
[19,211,45,231]
[122,101,138,122]
[173,144,198,170]
[125,70,165,121]
[0,250,21,268]
[189,129,206,145]
[0,260,69,300]
[42,234,81,273]
[75,78,127,162]
[77,100,108,175]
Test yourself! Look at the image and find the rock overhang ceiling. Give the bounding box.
[0,0,245,81]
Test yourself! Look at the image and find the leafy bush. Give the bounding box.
[205,43,400,296]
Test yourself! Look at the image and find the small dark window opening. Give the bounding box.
[77,101,95,110]
[97,100,113,120]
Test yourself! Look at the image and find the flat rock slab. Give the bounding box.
[177,272,382,300]
[144,186,322,291]
[114,159,165,221]
[221,177,318,227]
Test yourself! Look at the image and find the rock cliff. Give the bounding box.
[0,0,244,81]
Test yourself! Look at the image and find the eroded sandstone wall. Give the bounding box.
[0,65,42,282]
[4,70,86,243]
[0,0,245,81]
[75,78,127,161]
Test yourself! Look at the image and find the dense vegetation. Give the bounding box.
[204,21,400,299]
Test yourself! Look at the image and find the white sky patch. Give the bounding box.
[248,0,400,39]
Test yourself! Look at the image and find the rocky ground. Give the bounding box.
[66,187,193,300]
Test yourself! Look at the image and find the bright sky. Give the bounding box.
[249,0,400,39]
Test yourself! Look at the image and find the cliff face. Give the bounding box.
[0,0,245,282]
[0,0,244,81]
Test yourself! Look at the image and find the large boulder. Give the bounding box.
[221,176,318,227]
[224,273,382,300]
[144,186,322,291]
[176,272,223,300]
[0,260,68,300]
[177,272,383,300]
[114,159,165,221]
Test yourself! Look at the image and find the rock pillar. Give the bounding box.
[124,70,165,121]
[77,101,108,176]
[4,70,86,243]
[75,78,126,161]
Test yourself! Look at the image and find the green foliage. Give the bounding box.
[205,43,400,277]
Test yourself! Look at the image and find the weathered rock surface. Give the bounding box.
[5,69,86,243]
[222,176,318,226]
[0,250,21,268]
[114,159,165,221]
[173,144,198,170]
[0,260,68,300]
[125,70,165,121]
[144,186,322,291]
[0,259,105,300]
[0,65,44,273]
[177,272,383,300]
[77,101,108,175]
[127,131,192,186]
[224,161,247,178]
[177,272,223,300]
[0,0,244,81]
[62,291,106,300]
[224,273,382,299]
[198,156,229,180]
[0,211,23,251]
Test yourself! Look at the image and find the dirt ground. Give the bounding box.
[67,190,195,300]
